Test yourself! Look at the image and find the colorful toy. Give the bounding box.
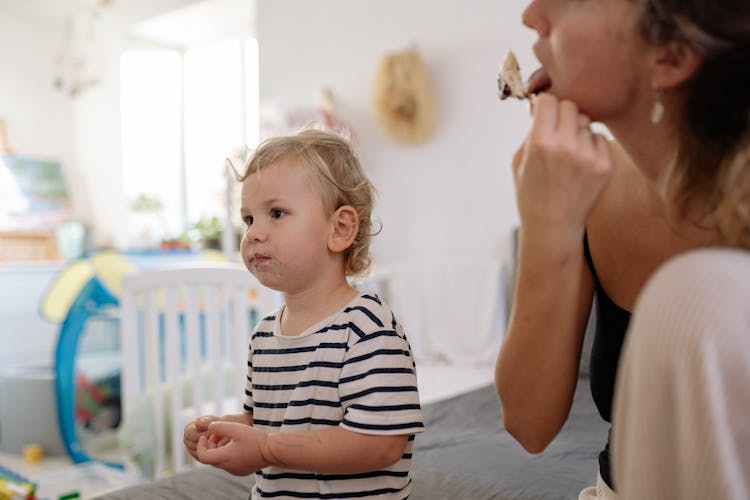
[40,249,228,468]
[22,444,43,465]
[40,250,136,468]
[0,464,37,500]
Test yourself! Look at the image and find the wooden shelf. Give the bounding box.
[0,230,60,262]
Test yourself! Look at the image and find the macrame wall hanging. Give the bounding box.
[372,49,437,144]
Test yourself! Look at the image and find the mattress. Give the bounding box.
[94,376,607,499]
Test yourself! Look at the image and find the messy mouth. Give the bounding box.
[251,254,271,267]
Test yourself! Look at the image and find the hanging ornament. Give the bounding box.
[372,49,438,144]
[53,1,112,97]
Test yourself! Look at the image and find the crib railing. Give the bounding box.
[120,263,277,478]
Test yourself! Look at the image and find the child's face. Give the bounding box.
[239,157,335,292]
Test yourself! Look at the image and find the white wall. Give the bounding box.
[70,0,210,248]
[257,0,535,270]
[0,0,201,365]
[70,0,234,248]
[0,9,75,200]
[0,0,208,250]
[1,0,535,268]
[0,0,538,363]
[0,9,70,365]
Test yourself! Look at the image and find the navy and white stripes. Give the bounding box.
[245,292,424,499]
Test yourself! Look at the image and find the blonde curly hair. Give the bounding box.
[236,127,377,276]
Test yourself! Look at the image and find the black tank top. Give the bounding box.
[583,235,631,490]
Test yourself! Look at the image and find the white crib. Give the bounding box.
[119,262,279,478]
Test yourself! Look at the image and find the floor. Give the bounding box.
[0,435,142,500]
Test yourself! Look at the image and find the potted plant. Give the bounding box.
[130,193,165,249]
[190,216,223,250]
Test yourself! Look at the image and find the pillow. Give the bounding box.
[375,258,507,366]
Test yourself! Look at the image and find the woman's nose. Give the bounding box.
[521,0,550,36]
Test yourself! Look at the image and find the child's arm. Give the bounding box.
[266,426,408,472]
[197,422,407,476]
[184,412,253,461]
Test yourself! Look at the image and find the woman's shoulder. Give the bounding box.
[587,139,679,250]
[588,140,635,221]
[585,140,655,281]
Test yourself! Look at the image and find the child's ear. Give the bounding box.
[328,205,359,253]
[650,41,702,89]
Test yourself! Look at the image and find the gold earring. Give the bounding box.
[651,88,664,124]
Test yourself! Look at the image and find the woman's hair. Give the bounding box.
[237,127,377,276]
[638,0,750,246]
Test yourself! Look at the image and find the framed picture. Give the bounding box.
[0,154,71,229]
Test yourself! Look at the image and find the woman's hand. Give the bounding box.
[513,93,612,238]
[498,93,609,450]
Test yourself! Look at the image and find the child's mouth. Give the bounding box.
[252,254,271,267]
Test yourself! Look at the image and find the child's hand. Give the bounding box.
[196,421,269,476]
[183,415,221,460]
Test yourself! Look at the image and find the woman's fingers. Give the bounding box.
[527,94,593,157]
[529,92,559,143]
[512,139,528,178]
[557,99,580,147]
[592,133,613,174]
[577,114,591,132]
[513,93,612,228]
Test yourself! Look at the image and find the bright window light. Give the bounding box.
[184,39,242,225]
[120,37,258,248]
[120,50,182,243]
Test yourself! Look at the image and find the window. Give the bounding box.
[120,37,258,249]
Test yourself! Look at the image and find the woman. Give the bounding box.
[495,0,749,497]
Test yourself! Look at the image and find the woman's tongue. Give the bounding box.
[527,68,552,95]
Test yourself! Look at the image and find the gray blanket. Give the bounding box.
[410,378,606,499]
[95,379,607,499]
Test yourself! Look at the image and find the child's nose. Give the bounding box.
[245,222,267,242]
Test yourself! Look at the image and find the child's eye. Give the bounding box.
[243,215,254,226]
[271,209,286,219]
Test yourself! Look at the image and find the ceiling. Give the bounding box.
[130,0,255,49]
[0,0,255,49]
[0,0,120,19]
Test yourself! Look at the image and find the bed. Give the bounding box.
[94,373,606,499]
[99,258,607,498]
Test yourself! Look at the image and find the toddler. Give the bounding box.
[183,128,424,499]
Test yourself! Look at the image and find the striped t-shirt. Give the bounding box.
[244,292,424,499]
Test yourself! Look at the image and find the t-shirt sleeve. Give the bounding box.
[338,327,424,436]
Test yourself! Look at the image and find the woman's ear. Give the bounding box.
[651,41,702,89]
[328,205,359,254]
